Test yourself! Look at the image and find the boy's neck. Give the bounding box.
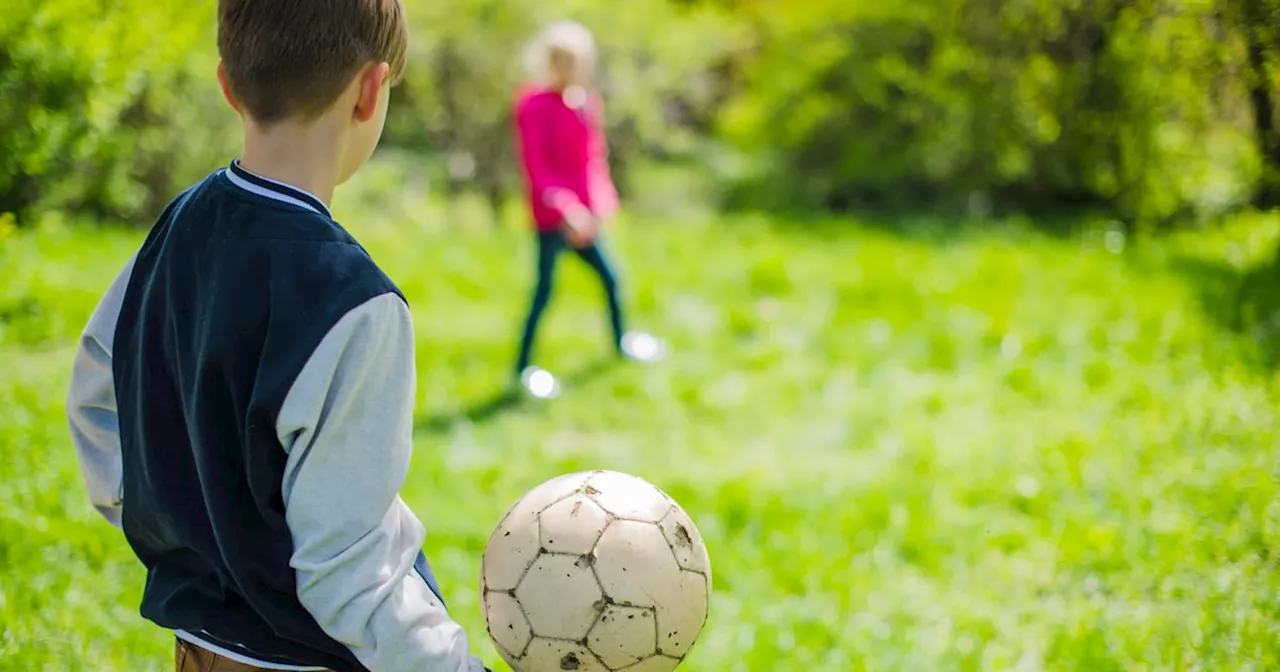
[238,118,344,207]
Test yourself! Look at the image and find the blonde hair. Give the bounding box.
[523,20,597,85]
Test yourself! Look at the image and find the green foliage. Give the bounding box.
[0,0,743,226]
[0,0,235,226]
[4,0,1280,226]
[3,181,1280,669]
[1225,0,1280,205]
[718,0,1261,223]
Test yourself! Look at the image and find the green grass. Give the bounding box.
[2,175,1279,670]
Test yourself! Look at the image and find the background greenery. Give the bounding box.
[9,0,1280,227]
[4,0,1280,670]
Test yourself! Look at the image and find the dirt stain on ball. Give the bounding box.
[560,653,581,670]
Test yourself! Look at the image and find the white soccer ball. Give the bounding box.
[480,470,712,672]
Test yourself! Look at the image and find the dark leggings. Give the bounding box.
[516,229,625,374]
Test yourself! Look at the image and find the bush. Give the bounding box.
[4,0,1277,228]
[717,0,1261,224]
[0,0,235,227]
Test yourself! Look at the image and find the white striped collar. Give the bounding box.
[221,160,332,218]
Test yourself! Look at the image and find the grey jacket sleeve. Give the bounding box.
[275,293,487,672]
[66,253,137,530]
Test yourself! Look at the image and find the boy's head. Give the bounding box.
[526,20,597,91]
[216,0,408,182]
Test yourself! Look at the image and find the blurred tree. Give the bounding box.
[0,0,234,227]
[717,0,1260,226]
[4,0,1279,229]
[1224,0,1280,206]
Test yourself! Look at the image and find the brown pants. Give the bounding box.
[175,638,331,672]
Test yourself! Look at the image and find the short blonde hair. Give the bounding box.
[523,20,596,84]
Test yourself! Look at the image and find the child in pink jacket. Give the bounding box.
[512,20,664,399]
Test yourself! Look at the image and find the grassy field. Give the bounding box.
[2,168,1280,670]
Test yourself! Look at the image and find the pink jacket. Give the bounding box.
[514,85,620,230]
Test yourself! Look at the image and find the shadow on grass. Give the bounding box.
[1170,249,1280,369]
[413,357,618,435]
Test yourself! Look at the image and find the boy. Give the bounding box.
[512,20,666,400]
[65,1,491,670]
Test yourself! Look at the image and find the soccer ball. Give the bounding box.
[480,470,711,672]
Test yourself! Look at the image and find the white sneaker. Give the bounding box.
[620,331,668,363]
[519,366,561,399]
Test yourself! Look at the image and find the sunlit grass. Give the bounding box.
[2,179,1278,670]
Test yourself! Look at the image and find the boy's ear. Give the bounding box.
[216,62,242,115]
[353,62,392,123]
